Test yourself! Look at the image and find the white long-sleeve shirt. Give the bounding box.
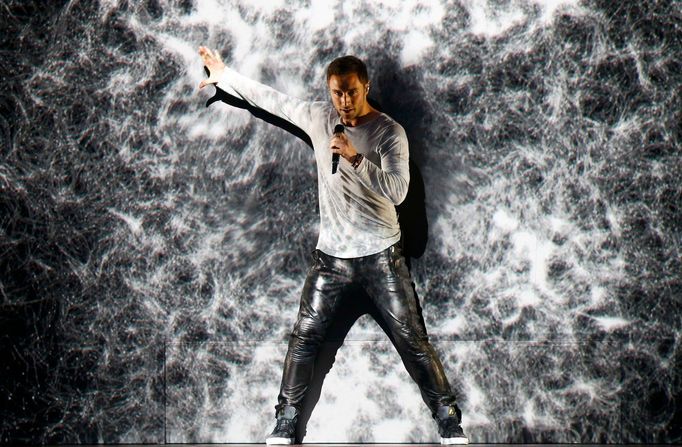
[217,67,410,258]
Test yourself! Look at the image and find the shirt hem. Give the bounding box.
[316,235,401,259]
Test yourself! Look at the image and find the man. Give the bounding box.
[198,46,468,445]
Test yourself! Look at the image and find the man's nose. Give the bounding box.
[341,93,351,106]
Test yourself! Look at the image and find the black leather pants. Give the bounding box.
[276,243,457,417]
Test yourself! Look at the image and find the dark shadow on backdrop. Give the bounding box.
[206,88,314,149]
[207,61,434,440]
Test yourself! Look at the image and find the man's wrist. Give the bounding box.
[350,153,364,170]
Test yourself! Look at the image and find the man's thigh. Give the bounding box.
[293,250,352,337]
[364,246,428,340]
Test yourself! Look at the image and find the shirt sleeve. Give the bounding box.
[215,67,319,137]
[354,123,410,205]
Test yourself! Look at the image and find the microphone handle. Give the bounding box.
[332,124,344,175]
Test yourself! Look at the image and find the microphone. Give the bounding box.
[332,124,344,174]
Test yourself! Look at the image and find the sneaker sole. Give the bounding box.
[266,437,294,445]
[441,436,469,445]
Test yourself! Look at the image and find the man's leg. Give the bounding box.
[268,250,351,444]
[362,244,455,411]
[361,244,468,444]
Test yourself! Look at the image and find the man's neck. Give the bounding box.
[342,107,379,127]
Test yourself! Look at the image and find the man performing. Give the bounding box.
[198,46,468,445]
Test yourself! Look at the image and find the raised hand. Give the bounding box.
[198,46,226,89]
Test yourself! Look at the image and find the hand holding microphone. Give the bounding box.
[330,124,363,174]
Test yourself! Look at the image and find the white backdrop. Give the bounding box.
[2,0,680,444]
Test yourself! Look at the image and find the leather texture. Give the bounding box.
[276,243,457,416]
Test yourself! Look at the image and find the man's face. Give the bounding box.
[328,73,369,123]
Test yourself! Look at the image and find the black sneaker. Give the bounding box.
[435,404,469,445]
[266,406,298,445]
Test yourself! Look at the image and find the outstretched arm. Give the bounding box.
[197,46,319,137]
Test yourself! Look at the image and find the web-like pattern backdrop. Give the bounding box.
[1,0,680,443]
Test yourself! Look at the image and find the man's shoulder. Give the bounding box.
[371,112,407,139]
[309,101,334,114]
[308,101,336,125]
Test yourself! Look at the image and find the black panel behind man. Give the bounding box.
[198,46,468,445]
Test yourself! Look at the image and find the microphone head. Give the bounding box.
[334,124,345,134]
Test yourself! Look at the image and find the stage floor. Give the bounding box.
[51,444,674,447]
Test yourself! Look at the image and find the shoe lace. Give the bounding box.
[275,417,296,432]
[439,417,464,436]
